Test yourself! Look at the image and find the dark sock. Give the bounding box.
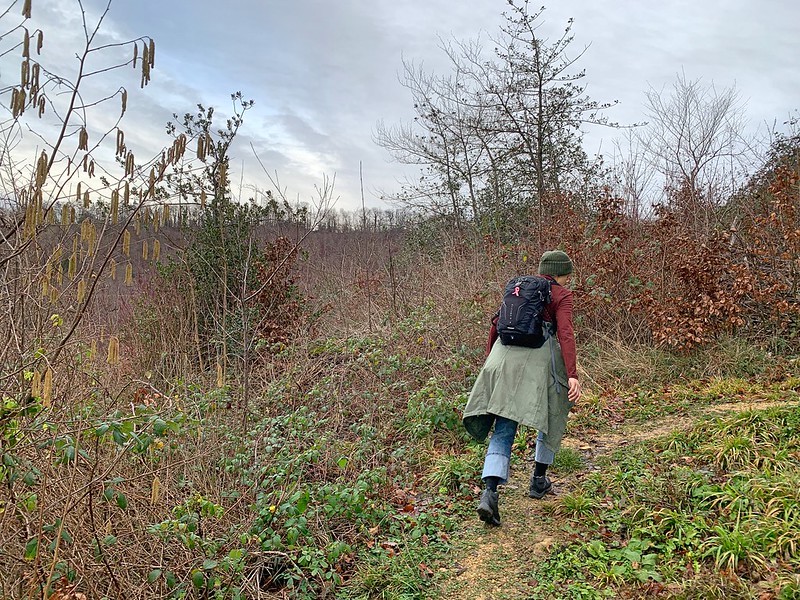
[483,476,501,492]
[534,462,549,478]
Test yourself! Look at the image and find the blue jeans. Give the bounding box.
[481,415,556,484]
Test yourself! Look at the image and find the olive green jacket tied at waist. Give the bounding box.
[462,331,573,455]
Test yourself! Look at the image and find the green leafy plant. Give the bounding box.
[553,446,585,474]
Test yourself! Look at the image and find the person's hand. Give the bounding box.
[567,378,582,403]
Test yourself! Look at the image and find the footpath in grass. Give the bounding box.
[437,379,800,600]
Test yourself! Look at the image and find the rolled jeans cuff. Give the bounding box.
[480,415,518,484]
[535,431,556,464]
[481,451,511,483]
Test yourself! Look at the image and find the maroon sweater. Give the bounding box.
[485,276,578,380]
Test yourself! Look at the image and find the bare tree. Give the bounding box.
[375,1,617,240]
[375,51,491,229]
[638,72,757,228]
[610,129,658,221]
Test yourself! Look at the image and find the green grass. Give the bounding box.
[339,532,448,600]
[568,375,800,435]
[424,444,484,495]
[553,447,584,474]
[528,405,800,599]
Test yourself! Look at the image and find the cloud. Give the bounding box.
[3,0,799,212]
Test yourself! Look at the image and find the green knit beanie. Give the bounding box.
[538,250,573,276]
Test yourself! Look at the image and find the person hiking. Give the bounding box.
[462,250,582,526]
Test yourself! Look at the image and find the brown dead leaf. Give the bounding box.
[418,562,434,579]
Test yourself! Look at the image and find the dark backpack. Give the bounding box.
[496,276,552,348]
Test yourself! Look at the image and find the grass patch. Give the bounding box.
[530,405,800,598]
[553,447,584,474]
[339,516,454,600]
[424,444,484,495]
[569,376,800,435]
[581,335,792,389]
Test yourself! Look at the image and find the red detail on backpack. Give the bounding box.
[513,286,520,296]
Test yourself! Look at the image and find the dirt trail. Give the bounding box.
[438,397,797,600]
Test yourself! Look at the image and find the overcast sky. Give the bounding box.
[5,0,799,211]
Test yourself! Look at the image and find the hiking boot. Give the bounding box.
[476,489,501,526]
[528,475,552,499]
